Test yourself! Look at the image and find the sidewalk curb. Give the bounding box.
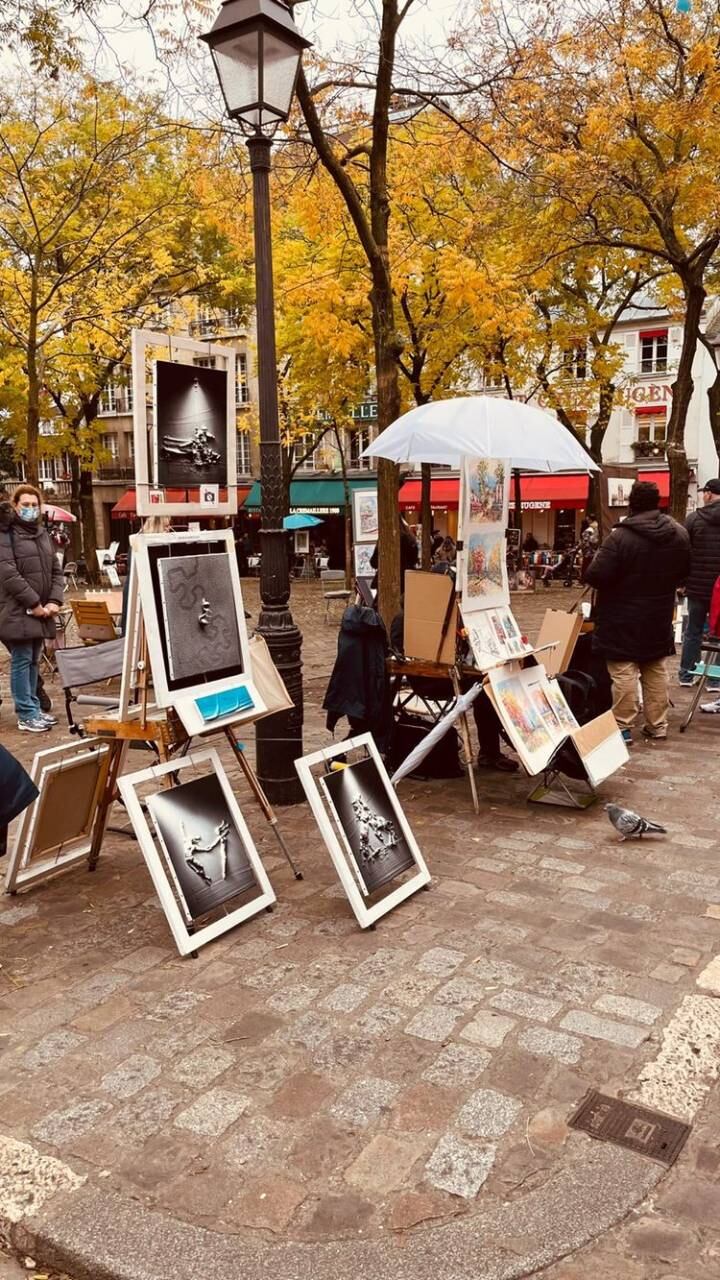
[4,1136,662,1280]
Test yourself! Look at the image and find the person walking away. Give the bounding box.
[584,481,689,743]
[0,486,64,732]
[678,479,720,688]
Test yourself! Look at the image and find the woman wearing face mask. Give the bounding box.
[0,485,64,732]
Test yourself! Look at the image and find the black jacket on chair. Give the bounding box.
[584,510,690,664]
[685,500,720,603]
[323,605,391,747]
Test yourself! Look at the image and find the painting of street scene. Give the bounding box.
[464,529,508,609]
[494,676,553,756]
[468,458,506,523]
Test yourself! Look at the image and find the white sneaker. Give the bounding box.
[700,698,720,714]
[17,717,51,732]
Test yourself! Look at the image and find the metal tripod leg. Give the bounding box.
[225,729,303,879]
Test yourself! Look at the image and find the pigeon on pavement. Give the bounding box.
[605,803,667,840]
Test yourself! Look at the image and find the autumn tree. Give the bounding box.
[467,0,720,517]
[0,73,251,558]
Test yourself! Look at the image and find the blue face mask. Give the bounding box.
[18,506,39,522]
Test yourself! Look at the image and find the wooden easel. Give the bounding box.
[84,550,303,880]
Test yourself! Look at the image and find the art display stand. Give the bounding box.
[526,761,597,810]
[78,545,299,885]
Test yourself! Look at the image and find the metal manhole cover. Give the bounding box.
[568,1089,691,1167]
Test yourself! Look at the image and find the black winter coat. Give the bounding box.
[685,500,720,602]
[323,605,391,746]
[0,504,64,643]
[0,742,38,826]
[584,510,690,663]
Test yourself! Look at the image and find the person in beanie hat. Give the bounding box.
[678,479,720,687]
[584,480,689,742]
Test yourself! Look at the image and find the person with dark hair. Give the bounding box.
[678,478,720,687]
[0,485,64,731]
[584,480,689,742]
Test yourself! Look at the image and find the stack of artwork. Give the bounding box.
[486,663,628,783]
[351,488,378,588]
[460,457,509,614]
[4,740,112,893]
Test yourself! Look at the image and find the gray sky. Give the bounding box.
[86,0,464,100]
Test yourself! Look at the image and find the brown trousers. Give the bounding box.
[606,658,669,736]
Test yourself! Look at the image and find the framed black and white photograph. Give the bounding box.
[322,756,416,895]
[128,528,265,736]
[117,750,275,956]
[131,329,238,517]
[5,740,112,893]
[155,361,227,488]
[295,734,430,929]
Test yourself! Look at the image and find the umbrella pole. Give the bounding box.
[451,667,480,815]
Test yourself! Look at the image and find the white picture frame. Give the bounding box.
[117,749,276,957]
[4,740,112,893]
[131,328,238,517]
[351,489,379,541]
[129,528,266,736]
[295,733,431,929]
[354,543,376,578]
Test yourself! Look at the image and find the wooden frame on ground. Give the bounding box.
[295,733,430,929]
[117,748,276,957]
[4,739,112,893]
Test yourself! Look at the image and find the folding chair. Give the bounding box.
[71,598,118,644]
[63,560,79,592]
[679,638,720,734]
[54,637,125,735]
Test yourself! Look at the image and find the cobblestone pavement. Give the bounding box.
[1,581,720,1275]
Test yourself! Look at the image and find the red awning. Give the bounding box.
[110,487,249,518]
[398,474,590,511]
[398,479,460,509]
[637,469,670,502]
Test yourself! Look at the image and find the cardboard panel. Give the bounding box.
[570,710,629,786]
[536,609,583,677]
[404,571,458,664]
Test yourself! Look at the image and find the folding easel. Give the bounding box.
[85,549,302,880]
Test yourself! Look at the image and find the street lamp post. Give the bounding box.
[202,0,311,804]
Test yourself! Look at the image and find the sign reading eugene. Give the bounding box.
[630,383,673,405]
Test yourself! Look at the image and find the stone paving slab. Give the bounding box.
[1,582,720,1275]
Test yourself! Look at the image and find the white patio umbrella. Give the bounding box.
[363,396,600,472]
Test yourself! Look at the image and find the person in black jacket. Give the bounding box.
[678,478,720,686]
[584,481,690,742]
[0,742,38,858]
[0,486,64,731]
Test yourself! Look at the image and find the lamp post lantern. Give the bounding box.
[202,0,311,804]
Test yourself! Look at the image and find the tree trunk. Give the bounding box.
[80,468,98,584]
[372,277,401,626]
[513,468,522,567]
[25,304,40,486]
[420,463,432,570]
[69,453,83,561]
[334,425,353,589]
[667,280,705,519]
[707,360,720,466]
